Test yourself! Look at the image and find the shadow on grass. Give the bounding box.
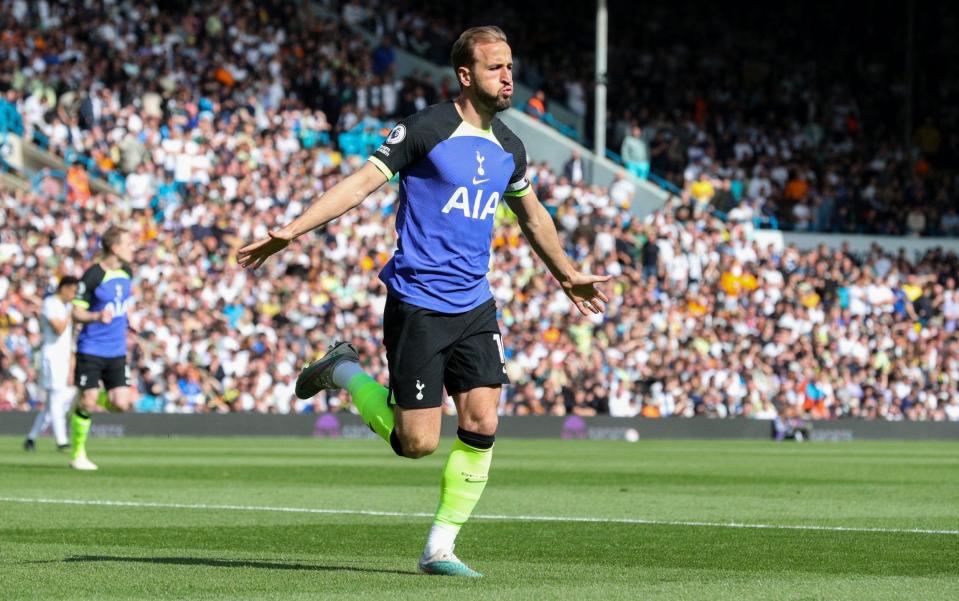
[59,555,417,575]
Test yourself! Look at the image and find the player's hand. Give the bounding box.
[561,272,612,316]
[99,305,114,324]
[237,230,293,269]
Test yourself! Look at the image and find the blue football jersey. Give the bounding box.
[369,101,531,313]
[74,263,133,358]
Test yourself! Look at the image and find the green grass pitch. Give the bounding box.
[1,436,957,600]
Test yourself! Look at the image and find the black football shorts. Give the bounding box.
[75,353,130,391]
[382,295,509,409]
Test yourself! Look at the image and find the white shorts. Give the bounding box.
[39,355,69,390]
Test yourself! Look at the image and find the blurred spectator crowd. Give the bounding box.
[357,0,959,236]
[1,0,958,422]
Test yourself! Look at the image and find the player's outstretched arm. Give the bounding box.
[237,162,388,269]
[73,304,112,324]
[505,190,611,316]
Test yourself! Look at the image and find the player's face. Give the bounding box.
[470,41,513,113]
[60,284,77,301]
[112,232,135,263]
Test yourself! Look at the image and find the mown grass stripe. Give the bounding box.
[1,496,955,536]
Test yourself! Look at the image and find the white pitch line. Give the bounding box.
[0,496,956,536]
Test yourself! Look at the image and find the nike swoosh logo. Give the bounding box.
[472,177,490,185]
[462,472,488,483]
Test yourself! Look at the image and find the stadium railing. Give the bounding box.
[28,129,125,194]
[8,132,119,197]
[498,108,670,219]
[604,148,682,195]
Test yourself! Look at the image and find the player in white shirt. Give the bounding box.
[24,276,80,452]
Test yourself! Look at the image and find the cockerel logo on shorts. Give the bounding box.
[415,380,425,400]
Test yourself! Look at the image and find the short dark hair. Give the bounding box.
[101,225,128,255]
[450,26,508,72]
[57,276,79,290]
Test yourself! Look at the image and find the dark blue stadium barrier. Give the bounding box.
[646,172,682,196]
[605,147,681,197]
[30,128,50,149]
[542,113,580,141]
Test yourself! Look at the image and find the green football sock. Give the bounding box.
[433,438,493,532]
[346,373,394,443]
[70,408,92,461]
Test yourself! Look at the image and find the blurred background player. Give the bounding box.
[23,276,80,453]
[69,225,136,470]
[238,26,611,576]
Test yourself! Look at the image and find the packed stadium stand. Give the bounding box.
[381,0,959,234]
[1,0,958,422]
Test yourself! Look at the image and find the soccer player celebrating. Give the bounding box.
[69,225,136,471]
[238,26,610,576]
[24,276,80,453]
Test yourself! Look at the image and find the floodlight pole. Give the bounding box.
[594,0,608,158]
[904,0,915,149]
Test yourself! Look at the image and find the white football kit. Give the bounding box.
[27,295,74,447]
